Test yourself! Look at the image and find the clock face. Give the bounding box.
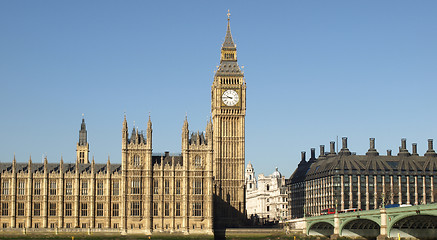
[222,89,239,106]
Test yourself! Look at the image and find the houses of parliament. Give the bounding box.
[0,15,246,234]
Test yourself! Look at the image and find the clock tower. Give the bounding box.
[212,11,246,226]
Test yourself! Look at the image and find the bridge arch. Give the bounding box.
[388,214,437,239]
[307,221,334,237]
[340,218,380,238]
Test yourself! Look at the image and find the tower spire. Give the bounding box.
[223,10,235,49]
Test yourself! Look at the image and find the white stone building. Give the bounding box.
[245,163,288,223]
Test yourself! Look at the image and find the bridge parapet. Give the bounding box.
[305,203,437,239]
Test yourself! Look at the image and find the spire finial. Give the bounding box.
[82,113,84,118]
[227,9,231,20]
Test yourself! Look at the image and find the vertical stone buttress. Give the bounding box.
[105,158,111,228]
[181,118,189,232]
[11,157,16,228]
[121,116,128,231]
[59,158,64,228]
[26,157,32,228]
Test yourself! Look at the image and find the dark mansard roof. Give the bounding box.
[288,139,437,183]
[0,162,121,175]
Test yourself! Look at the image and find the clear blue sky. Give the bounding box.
[1,1,437,177]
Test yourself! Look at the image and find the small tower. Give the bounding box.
[76,117,90,164]
[245,162,256,192]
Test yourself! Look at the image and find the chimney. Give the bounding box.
[401,138,407,150]
[342,137,348,149]
[366,138,379,156]
[428,139,434,151]
[329,141,336,155]
[339,137,351,155]
[310,148,316,159]
[370,138,375,150]
[301,151,306,162]
[412,143,418,155]
[387,149,392,156]
[319,145,325,158]
[399,138,410,156]
[425,139,437,157]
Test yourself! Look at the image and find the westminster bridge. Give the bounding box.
[301,203,437,239]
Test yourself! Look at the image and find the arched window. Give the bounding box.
[266,184,270,191]
[195,155,202,167]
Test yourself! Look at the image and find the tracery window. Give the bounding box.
[131,179,141,194]
[49,181,57,195]
[194,179,202,195]
[18,181,25,195]
[112,181,119,195]
[65,181,72,195]
[194,155,202,167]
[133,155,140,166]
[2,180,9,195]
[164,179,170,195]
[97,180,104,195]
[34,181,41,195]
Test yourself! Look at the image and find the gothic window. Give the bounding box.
[81,180,88,195]
[112,203,119,217]
[175,202,181,216]
[65,203,72,216]
[175,180,181,194]
[81,203,88,216]
[153,180,159,194]
[164,179,170,195]
[192,202,202,216]
[34,203,40,216]
[96,203,104,216]
[249,183,252,189]
[97,180,104,195]
[112,181,119,195]
[153,202,158,216]
[131,179,141,194]
[18,181,25,195]
[1,203,8,216]
[65,181,72,195]
[194,179,202,195]
[79,152,84,163]
[249,175,252,180]
[266,184,270,191]
[34,181,41,195]
[1,180,9,195]
[17,202,25,216]
[164,202,169,216]
[131,202,140,216]
[195,155,202,167]
[49,181,56,195]
[133,155,140,166]
[49,203,56,216]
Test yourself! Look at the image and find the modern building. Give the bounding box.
[287,137,437,219]
[0,14,246,234]
[245,163,288,223]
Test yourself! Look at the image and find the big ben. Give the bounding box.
[212,11,246,226]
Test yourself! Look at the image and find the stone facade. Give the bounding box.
[245,164,288,223]
[287,137,437,219]
[0,15,246,234]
